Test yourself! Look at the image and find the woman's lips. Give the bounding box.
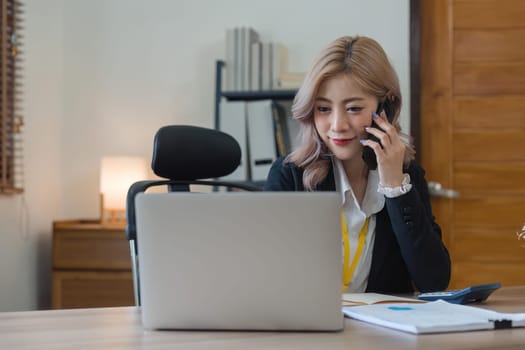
[331,137,353,146]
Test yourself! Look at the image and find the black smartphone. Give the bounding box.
[362,99,395,170]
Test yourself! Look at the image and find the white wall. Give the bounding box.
[0,0,63,311]
[0,0,408,311]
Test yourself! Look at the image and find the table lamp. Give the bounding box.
[100,156,149,225]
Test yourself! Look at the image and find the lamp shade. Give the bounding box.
[100,156,149,210]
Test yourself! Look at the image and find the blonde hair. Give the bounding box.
[288,35,415,191]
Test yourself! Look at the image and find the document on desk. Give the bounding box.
[343,300,525,334]
[342,293,424,307]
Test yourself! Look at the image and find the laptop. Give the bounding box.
[135,191,343,331]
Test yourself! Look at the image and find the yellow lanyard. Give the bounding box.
[341,212,370,291]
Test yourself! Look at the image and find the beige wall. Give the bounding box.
[0,0,409,311]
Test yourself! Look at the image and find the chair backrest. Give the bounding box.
[125,125,261,305]
[152,125,241,183]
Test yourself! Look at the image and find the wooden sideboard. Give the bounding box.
[51,220,135,309]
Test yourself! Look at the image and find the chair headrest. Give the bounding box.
[151,125,241,180]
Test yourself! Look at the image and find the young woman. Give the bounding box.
[264,36,451,294]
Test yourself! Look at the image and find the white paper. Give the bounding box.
[343,300,525,334]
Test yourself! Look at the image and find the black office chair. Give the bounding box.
[125,125,261,305]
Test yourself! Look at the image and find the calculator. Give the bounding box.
[417,282,501,304]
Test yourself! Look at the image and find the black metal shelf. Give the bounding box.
[214,60,297,128]
[221,90,296,101]
[213,60,295,189]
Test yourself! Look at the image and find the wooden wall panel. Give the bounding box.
[455,162,525,195]
[453,96,525,129]
[454,0,525,28]
[420,0,454,259]
[452,228,525,262]
[453,197,525,228]
[454,29,525,62]
[453,262,525,287]
[454,62,525,95]
[453,131,525,161]
[421,0,525,288]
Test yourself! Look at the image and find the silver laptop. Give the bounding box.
[135,191,343,331]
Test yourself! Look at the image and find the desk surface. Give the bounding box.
[1,286,524,349]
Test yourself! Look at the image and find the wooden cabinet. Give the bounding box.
[51,220,135,309]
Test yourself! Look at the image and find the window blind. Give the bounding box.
[0,0,23,194]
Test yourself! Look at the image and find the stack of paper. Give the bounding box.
[343,299,525,334]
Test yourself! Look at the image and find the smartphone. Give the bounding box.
[362,99,395,170]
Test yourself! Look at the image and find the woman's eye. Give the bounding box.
[317,106,331,113]
[347,106,364,113]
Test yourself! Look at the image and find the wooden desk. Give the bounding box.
[51,220,135,309]
[1,287,524,349]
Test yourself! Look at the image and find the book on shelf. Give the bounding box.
[246,100,276,181]
[219,100,248,181]
[260,42,289,91]
[271,43,287,90]
[271,101,291,157]
[220,99,297,183]
[224,27,294,93]
[242,27,259,91]
[260,42,273,91]
[250,41,262,91]
[343,299,525,334]
[342,293,424,307]
[225,28,236,91]
[224,27,260,91]
[277,71,306,90]
[287,117,300,151]
[274,100,300,153]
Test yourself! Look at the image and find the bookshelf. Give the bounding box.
[214,60,296,129]
[214,60,297,188]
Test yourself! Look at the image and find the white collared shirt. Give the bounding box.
[333,159,385,292]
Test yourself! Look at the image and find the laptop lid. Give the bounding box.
[135,191,343,331]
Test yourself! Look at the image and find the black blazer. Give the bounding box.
[264,157,451,293]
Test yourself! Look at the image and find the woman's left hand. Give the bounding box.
[362,112,406,187]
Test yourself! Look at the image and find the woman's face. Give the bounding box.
[313,73,378,163]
